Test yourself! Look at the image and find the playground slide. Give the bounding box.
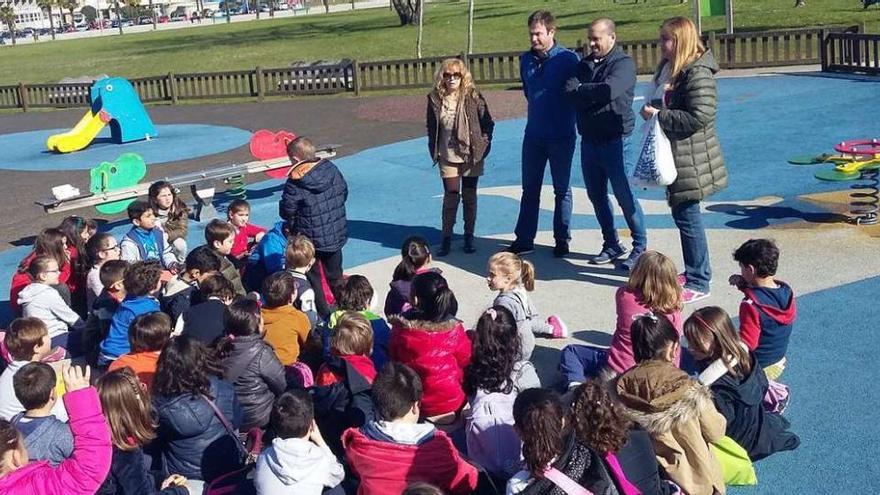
[47,110,109,153]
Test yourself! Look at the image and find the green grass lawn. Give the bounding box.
[1,0,877,85]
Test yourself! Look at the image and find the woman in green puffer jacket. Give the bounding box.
[640,16,727,304]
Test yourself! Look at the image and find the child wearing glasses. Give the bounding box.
[426,57,495,256]
[84,233,121,311]
[17,256,83,352]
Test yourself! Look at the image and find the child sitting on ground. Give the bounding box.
[204,219,247,297]
[227,199,267,266]
[0,364,112,495]
[286,234,319,327]
[108,311,173,392]
[176,273,235,344]
[84,233,121,311]
[99,261,162,367]
[685,306,800,461]
[488,252,567,354]
[97,367,190,494]
[260,271,311,366]
[255,390,345,495]
[18,256,83,352]
[161,245,221,323]
[0,318,68,422]
[613,314,726,495]
[342,362,478,494]
[559,250,684,387]
[9,228,72,317]
[384,236,438,318]
[244,221,289,292]
[81,260,127,368]
[464,306,539,482]
[119,201,179,272]
[216,299,287,431]
[314,311,377,456]
[389,271,471,423]
[730,239,797,380]
[324,275,390,370]
[507,388,619,495]
[148,180,190,265]
[10,363,73,466]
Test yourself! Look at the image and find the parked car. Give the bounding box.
[158,15,170,23]
[169,12,188,21]
[138,16,153,25]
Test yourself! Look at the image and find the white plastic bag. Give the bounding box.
[632,114,677,188]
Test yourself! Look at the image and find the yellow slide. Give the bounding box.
[47,110,109,153]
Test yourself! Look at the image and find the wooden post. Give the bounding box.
[255,66,265,101]
[708,31,717,55]
[352,60,361,96]
[18,83,28,112]
[167,72,178,104]
[819,29,828,72]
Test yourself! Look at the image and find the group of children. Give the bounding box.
[0,160,800,495]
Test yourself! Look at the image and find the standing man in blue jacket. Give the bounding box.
[508,10,580,257]
[566,18,646,271]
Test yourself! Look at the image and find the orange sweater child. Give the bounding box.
[107,312,172,392]
[261,271,311,365]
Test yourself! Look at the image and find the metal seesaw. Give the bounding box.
[36,144,339,220]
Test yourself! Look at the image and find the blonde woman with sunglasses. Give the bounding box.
[426,58,495,256]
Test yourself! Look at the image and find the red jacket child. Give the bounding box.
[389,314,471,417]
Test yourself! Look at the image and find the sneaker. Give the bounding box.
[682,288,711,304]
[619,250,643,272]
[591,244,629,265]
[553,241,570,258]
[546,315,568,338]
[506,241,534,255]
[677,273,687,287]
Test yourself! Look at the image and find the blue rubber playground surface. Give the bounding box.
[0,124,252,171]
[1,73,878,493]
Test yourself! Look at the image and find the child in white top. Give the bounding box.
[17,257,82,347]
[84,233,121,311]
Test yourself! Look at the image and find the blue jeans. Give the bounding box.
[559,344,609,385]
[581,136,647,252]
[514,135,576,245]
[671,200,711,292]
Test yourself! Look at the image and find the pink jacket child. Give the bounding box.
[0,382,111,494]
[606,287,683,375]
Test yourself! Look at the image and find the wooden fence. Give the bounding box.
[822,32,880,75]
[0,26,870,111]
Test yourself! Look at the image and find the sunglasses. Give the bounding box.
[443,72,462,80]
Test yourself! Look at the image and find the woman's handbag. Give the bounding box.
[710,436,758,485]
[202,395,258,465]
[632,114,677,188]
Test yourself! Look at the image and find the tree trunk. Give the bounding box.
[416,0,423,57]
[115,1,123,34]
[48,6,56,40]
[391,0,420,25]
[269,0,274,18]
[467,0,473,54]
[323,0,329,14]
[149,0,156,29]
[351,0,355,10]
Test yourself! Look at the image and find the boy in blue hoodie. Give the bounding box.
[729,239,797,380]
[99,260,163,366]
[119,201,179,272]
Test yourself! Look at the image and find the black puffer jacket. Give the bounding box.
[220,334,287,430]
[704,354,800,461]
[520,433,619,495]
[657,50,727,207]
[279,159,348,253]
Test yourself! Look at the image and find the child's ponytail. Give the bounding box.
[410,271,458,321]
[392,236,431,282]
[520,258,536,292]
[216,299,262,358]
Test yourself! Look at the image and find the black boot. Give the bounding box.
[437,236,452,257]
[463,234,476,253]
